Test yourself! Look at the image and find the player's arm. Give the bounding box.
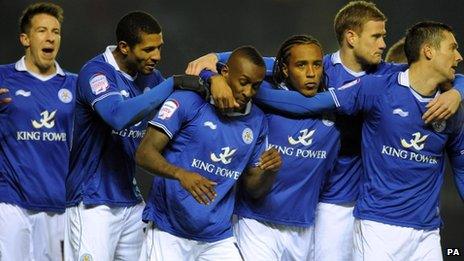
[446,117,464,201]
[0,88,11,104]
[135,126,217,205]
[94,77,174,131]
[185,52,275,76]
[241,148,281,199]
[423,74,464,123]
[449,153,464,201]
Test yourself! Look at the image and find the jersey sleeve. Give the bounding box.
[330,75,383,115]
[247,116,269,168]
[254,80,336,115]
[446,113,464,201]
[78,63,122,107]
[149,91,203,139]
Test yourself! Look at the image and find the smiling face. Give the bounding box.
[126,32,163,75]
[283,43,323,97]
[352,20,387,66]
[20,13,61,75]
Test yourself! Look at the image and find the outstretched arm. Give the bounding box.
[136,126,217,205]
[94,77,174,131]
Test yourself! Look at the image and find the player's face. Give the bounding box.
[224,58,265,111]
[20,13,61,73]
[433,31,462,81]
[129,32,163,75]
[353,20,386,66]
[283,43,323,97]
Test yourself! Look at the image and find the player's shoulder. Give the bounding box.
[0,63,18,79]
[375,61,408,75]
[167,90,206,110]
[79,54,115,77]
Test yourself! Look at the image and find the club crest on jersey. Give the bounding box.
[15,89,31,97]
[338,78,360,90]
[80,254,93,261]
[288,129,315,146]
[210,147,236,164]
[401,132,428,151]
[158,99,179,120]
[89,73,109,95]
[242,128,253,144]
[32,110,57,129]
[431,121,446,132]
[58,88,73,103]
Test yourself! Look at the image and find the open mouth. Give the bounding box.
[42,48,55,57]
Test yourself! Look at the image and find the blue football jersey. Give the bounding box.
[320,51,407,203]
[0,57,76,213]
[143,90,268,242]
[329,70,464,229]
[235,85,340,227]
[66,46,164,207]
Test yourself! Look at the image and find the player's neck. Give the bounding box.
[339,48,363,72]
[112,49,137,77]
[24,54,56,76]
[408,63,441,96]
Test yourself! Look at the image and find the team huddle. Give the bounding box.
[0,1,463,261]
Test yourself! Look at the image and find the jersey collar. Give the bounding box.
[15,56,65,81]
[398,69,440,102]
[103,45,136,81]
[331,51,366,78]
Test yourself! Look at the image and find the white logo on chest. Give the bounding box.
[210,147,237,164]
[400,132,428,151]
[288,129,315,146]
[32,110,57,129]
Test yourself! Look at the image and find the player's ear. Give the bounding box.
[117,41,130,56]
[345,29,357,47]
[220,64,229,77]
[19,33,30,48]
[423,44,434,60]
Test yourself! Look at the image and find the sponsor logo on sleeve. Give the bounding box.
[89,73,109,95]
[158,99,179,120]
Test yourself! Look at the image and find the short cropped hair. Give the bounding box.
[404,21,454,64]
[228,46,265,69]
[273,34,323,85]
[19,2,64,33]
[385,38,407,63]
[116,11,162,47]
[334,1,386,44]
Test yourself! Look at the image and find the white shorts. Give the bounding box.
[314,202,355,261]
[49,212,66,260]
[0,202,60,261]
[353,219,442,261]
[140,223,242,261]
[65,202,145,261]
[234,217,314,261]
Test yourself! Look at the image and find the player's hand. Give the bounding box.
[185,53,219,76]
[258,148,282,172]
[423,88,461,124]
[210,75,239,112]
[0,88,11,104]
[175,169,217,205]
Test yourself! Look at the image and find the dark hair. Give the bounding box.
[273,34,323,85]
[404,21,454,64]
[334,1,386,45]
[19,2,64,33]
[116,11,162,47]
[385,37,406,63]
[228,45,265,68]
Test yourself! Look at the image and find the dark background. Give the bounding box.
[1,0,463,258]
